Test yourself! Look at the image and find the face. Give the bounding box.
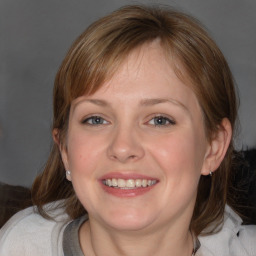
[61,41,211,233]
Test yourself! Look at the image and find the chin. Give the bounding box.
[98,208,156,231]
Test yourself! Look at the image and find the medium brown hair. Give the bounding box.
[32,5,238,236]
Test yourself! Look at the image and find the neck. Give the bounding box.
[79,217,194,256]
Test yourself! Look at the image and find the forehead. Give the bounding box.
[100,43,192,97]
[70,38,195,103]
[72,41,202,118]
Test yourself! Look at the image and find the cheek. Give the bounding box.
[65,132,106,210]
[66,132,105,175]
[150,129,206,178]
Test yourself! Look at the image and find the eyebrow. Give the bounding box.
[74,97,188,111]
[140,98,188,111]
[74,99,108,108]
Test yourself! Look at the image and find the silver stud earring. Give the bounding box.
[66,170,71,181]
[209,171,213,176]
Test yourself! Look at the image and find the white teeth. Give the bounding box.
[106,179,112,186]
[112,178,118,187]
[126,179,135,188]
[142,179,147,187]
[103,178,157,189]
[117,179,126,188]
[135,179,142,187]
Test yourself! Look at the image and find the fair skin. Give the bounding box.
[57,41,231,256]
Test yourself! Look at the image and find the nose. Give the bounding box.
[107,125,145,163]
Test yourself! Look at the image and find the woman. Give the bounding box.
[0,5,255,256]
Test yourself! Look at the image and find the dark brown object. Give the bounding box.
[0,183,32,228]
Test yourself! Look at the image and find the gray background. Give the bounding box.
[1,0,255,187]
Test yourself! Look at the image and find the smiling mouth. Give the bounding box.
[102,178,157,189]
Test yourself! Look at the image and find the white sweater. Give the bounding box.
[0,202,255,256]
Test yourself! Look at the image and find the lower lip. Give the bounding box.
[100,183,157,198]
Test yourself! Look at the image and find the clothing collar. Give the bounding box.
[63,215,202,256]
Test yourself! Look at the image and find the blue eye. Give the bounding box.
[82,116,108,125]
[149,116,175,126]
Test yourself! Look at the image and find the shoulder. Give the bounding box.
[238,224,256,255]
[199,205,256,256]
[0,201,70,256]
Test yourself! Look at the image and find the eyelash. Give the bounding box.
[81,115,176,127]
[147,115,176,127]
[81,116,109,125]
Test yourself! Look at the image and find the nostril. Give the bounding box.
[110,154,137,161]
[106,135,145,163]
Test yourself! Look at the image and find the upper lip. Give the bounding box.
[99,172,158,181]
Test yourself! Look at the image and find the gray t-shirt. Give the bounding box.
[62,215,201,256]
[63,215,87,256]
[1,202,255,256]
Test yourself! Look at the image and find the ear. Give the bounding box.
[201,118,232,176]
[52,128,71,181]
